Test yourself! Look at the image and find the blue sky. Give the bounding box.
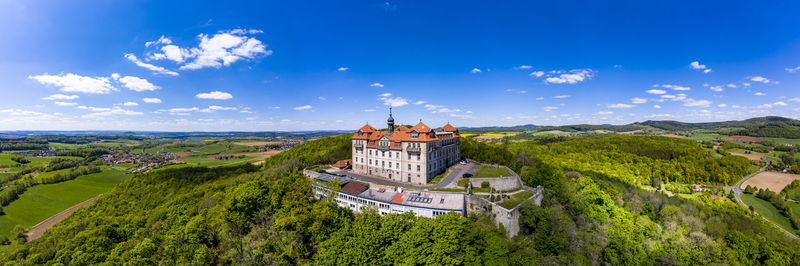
[1,0,800,131]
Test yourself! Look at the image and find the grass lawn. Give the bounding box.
[473,165,512,178]
[498,191,535,209]
[429,168,451,184]
[764,138,800,146]
[0,168,132,237]
[429,188,466,192]
[786,187,800,201]
[740,194,799,235]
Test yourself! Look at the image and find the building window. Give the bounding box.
[408,164,411,170]
[389,162,392,168]
[411,132,418,138]
[395,142,401,147]
[417,165,420,171]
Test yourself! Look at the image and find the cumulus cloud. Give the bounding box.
[543,106,558,112]
[54,102,77,106]
[432,108,461,113]
[80,106,143,119]
[515,65,532,70]
[123,101,139,106]
[594,111,614,115]
[683,99,712,107]
[554,95,571,99]
[543,69,594,84]
[42,94,79,100]
[118,76,158,92]
[646,89,666,95]
[124,53,179,76]
[689,61,712,73]
[337,67,349,71]
[786,66,800,73]
[370,82,384,88]
[653,105,662,109]
[607,103,635,109]
[754,92,766,96]
[718,104,727,108]
[750,76,771,83]
[727,83,738,88]
[144,30,270,71]
[470,68,482,74]
[142,97,162,103]
[378,93,409,107]
[363,109,376,112]
[631,97,647,104]
[414,100,426,105]
[658,84,691,91]
[535,97,544,100]
[196,91,233,100]
[424,104,444,110]
[789,98,800,102]
[709,86,724,92]
[161,106,238,114]
[294,105,312,110]
[529,71,545,77]
[29,73,116,94]
[145,36,172,47]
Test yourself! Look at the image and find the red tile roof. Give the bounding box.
[333,159,351,168]
[440,123,457,132]
[390,193,403,204]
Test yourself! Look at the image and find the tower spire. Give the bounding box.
[387,107,395,133]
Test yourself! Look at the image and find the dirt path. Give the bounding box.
[24,195,101,242]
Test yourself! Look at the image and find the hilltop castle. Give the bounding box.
[351,109,461,184]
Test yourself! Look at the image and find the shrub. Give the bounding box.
[457,179,470,188]
[481,181,490,188]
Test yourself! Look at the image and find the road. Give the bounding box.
[24,195,101,242]
[329,162,474,190]
[725,153,798,240]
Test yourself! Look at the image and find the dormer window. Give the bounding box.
[411,132,418,138]
[358,130,363,136]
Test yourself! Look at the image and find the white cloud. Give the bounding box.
[42,94,79,100]
[145,36,172,47]
[543,106,558,112]
[689,61,712,74]
[646,89,666,95]
[318,96,327,101]
[363,109,376,112]
[196,91,233,100]
[754,92,766,96]
[206,105,237,112]
[432,108,460,114]
[718,104,727,108]
[683,99,712,107]
[631,97,647,104]
[742,82,751,87]
[158,45,192,63]
[142,97,162,104]
[689,61,706,69]
[370,82,384,88]
[470,68,482,74]
[519,90,527,94]
[54,102,77,106]
[337,67,349,71]
[773,101,788,107]
[554,95,570,99]
[379,93,392,97]
[750,76,770,83]
[529,71,545,77]
[515,65,532,70]
[123,102,139,106]
[544,69,594,84]
[269,106,280,109]
[414,100,426,105]
[424,104,444,110]
[535,97,544,100]
[653,105,662,109]
[29,73,116,94]
[119,76,159,92]
[709,86,724,92]
[124,53,179,76]
[294,105,312,110]
[380,94,409,107]
[607,103,635,109]
[594,111,613,115]
[727,83,738,88]
[175,30,271,70]
[162,106,237,114]
[789,98,800,102]
[786,66,800,73]
[81,106,143,119]
[660,84,691,91]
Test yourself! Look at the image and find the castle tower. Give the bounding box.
[387,107,395,134]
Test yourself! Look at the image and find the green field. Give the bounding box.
[180,155,256,166]
[740,194,799,235]
[473,165,513,178]
[133,141,257,155]
[684,133,722,141]
[498,190,535,209]
[787,187,800,201]
[0,168,132,237]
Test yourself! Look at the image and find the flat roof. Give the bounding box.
[354,188,464,210]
